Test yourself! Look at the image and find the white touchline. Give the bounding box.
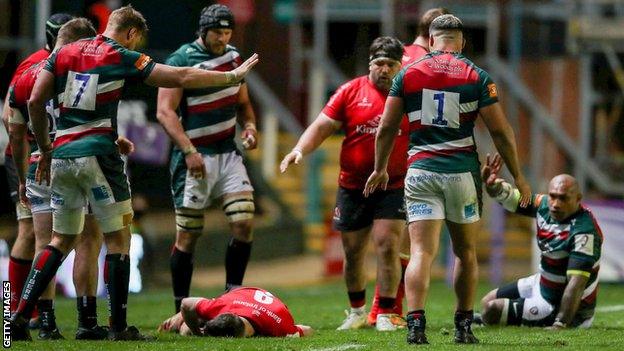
[309,344,366,351]
[595,305,624,313]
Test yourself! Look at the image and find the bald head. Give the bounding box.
[547,174,582,221]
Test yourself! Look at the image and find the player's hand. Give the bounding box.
[185,151,206,179]
[158,313,185,333]
[18,182,30,209]
[280,148,303,173]
[116,136,135,155]
[364,170,389,197]
[514,174,532,208]
[231,53,259,82]
[482,153,505,197]
[241,124,258,150]
[35,151,52,185]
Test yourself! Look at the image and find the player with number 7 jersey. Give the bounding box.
[16,5,258,342]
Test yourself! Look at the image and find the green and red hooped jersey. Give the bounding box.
[44,35,155,158]
[8,60,57,162]
[526,195,602,312]
[389,51,499,174]
[4,48,51,158]
[165,41,243,155]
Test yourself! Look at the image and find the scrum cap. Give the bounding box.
[198,4,235,36]
[46,13,74,50]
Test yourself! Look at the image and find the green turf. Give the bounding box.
[8,280,624,350]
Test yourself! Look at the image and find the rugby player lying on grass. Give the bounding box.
[159,287,313,337]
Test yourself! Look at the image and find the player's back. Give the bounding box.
[393,51,498,174]
[402,44,428,66]
[47,34,154,158]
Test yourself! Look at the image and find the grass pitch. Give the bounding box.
[8,280,624,350]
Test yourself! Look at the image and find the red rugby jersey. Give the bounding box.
[5,48,50,157]
[402,44,428,66]
[322,76,409,189]
[196,287,303,337]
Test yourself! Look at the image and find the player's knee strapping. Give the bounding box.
[176,208,205,233]
[222,195,254,223]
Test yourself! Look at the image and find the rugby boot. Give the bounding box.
[375,313,406,331]
[10,314,32,341]
[406,312,428,344]
[76,325,109,340]
[454,315,479,344]
[336,308,368,330]
[108,325,154,341]
[38,310,64,340]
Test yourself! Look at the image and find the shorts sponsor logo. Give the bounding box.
[408,203,432,216]
[29,196,44,205]
[91,185,111,201]
[464,203,476,218]
[242,180,250,186]
[529,306,539,315]
[407,174,461,184]
[51,192,64,206]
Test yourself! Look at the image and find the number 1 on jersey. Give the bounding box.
[432,92,448,126]
[421,89,460,129]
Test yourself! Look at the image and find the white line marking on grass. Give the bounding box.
[596,305,624,313]
[309,343,366,351]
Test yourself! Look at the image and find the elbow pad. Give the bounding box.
[494,181,521,212]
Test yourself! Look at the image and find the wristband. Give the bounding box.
[225,71,236,84]
[182,145,197,155]
[493,181,521,212]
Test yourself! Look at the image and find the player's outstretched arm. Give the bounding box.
[280,113,341,173]
[364,96,403,197]
[480,102,531,207]
[145,53,259,89]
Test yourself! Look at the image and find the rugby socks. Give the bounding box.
[8,256,32,313]
[378,296,396,315]
[15,246,64,319]
[225,238,252,290]
[407,310,426,329]
[348,290,366,309]
[170,246,194,312]
[77,296,98,329]
[395,256,409,315]
[105,254,130,332]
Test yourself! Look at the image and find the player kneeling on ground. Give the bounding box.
[159,287,313,337]
[477,154,602,329]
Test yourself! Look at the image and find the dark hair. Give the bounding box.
[108,5,148,34]
[369,36,404,62]
[417,8,451,37]
[203,313,245,337]
[46,13,74,49]
[56,18,96,47]
[429,14,464,34]
[198,4,235,37]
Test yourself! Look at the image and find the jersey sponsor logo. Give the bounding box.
[356,96,373,107]
[426,57,464,75]
[134,54,152,70]
[408,203,432,216]
[355,115,380,135]
[574,234,594,256]
[253,290,275,305]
